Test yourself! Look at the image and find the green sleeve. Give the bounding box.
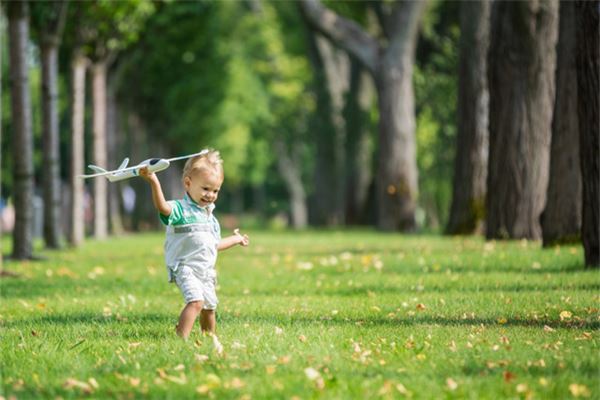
[159,200,184,226]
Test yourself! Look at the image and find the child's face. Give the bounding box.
[184,169,223,207]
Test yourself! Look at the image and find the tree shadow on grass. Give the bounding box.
[0,277,159,299]
[307,261,589,276]
[2,312,176,339]
[4,311,598,339]
[233,282,600,297]
[219,313,600,330]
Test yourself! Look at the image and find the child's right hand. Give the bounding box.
[139,166,155,182]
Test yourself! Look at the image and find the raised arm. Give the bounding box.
[139,167,172,217]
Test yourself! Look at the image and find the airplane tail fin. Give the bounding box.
[118,158,129,170]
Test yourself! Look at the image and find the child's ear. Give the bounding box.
[183,176,191,190]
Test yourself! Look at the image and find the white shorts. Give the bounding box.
[172,265,218,309]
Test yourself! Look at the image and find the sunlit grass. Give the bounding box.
[1,230,598,399]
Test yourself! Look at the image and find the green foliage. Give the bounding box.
[79,0,155,59]
[1,232,597,398]
[118,1,314,199]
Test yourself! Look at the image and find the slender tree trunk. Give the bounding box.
[36,1,67,249]
[575,1,599,268]
[541,1,581,246]
[106,76,124,235]
[307,32,348,226]
[486,0,558,240]
[252,184,266,216]
[0,8,2,241]
[127,112,155,230]
[40,40,62,248]
[8,0,34,259]
[344,60,374,225]
[92,61,108,239]
[69,51,87,246]
[446,0,490,235]
[275,139,307,229]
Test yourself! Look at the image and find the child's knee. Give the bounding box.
[188,301,204,313]
[201,309,215,317]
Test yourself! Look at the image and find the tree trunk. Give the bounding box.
[8,0,34,259]
[344,59,375,225]
[375,52,418,231]
[69,51,87,246]
[252,184,266,216]
[299,0,425,231]
[40,40,62,248]
[275,138,307,229]
[307,32,348,225]
[446,0,490,235]
[486,0,558,240]
[575,1,599,268]
[92,61,108,239]
[541,1,581,246]
[0,6,2,238]
[106,76,124,235]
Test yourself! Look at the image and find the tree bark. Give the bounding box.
[307,31,348,225]
[92,61,108,239]
[8,0,34,259]
[106,75,124,235]
[541,1,581,246]
[486,0,558,240]
[0,5,2,238]
[69,51,87,246]
[41,42,62,248]
[37,1,67,249]
[300,0,426,231]
[344,59,375,225]
[376,37,419,231]
[275,138,307,229]
[575,1,599,267]
[446,0,490,235]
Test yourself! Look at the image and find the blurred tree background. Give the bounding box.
[1,0,598,267]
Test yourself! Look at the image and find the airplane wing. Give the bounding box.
[77,164,142,179]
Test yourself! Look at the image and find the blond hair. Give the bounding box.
[182,149,224,181]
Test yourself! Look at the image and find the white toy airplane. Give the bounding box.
[77,149,209,182]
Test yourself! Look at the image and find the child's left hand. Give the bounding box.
[233,229,250,246]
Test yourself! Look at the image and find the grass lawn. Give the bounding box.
[1,230,598,399]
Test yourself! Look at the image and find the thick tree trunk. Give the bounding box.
[308,32,348,226]
[40,41,62,248]
[575,1,599,268]
[275,139,307,229]
[375,54,418,231]
[299,0,425,231]
[92,62,108,239]
[446,0,490,235]
[8,0,34,259]
[541,1,581,246]
[344,60,374,225]
[69,52,87,246]
[486,0,558,240]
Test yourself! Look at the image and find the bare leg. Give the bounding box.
[200,309,222,354]
[176,301,203,340]
[200,309,216,334]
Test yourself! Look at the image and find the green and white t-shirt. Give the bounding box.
[160,193,221,282]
